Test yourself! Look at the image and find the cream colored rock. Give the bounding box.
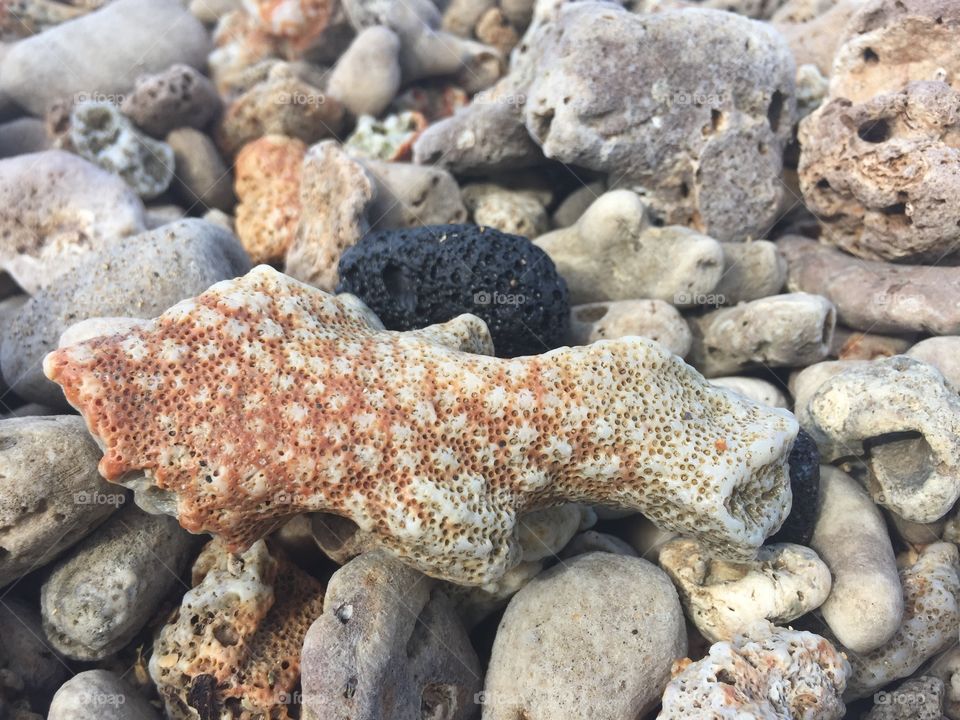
[714,241,786,305]
[810,466,903,654]
[285,141,376,292]
[688,292,836,377]
[658,622,849,719]
[798,356,960,523]
[0,151,145,294]
[842,542,960,700]
[461,182,549,238]
[659,538,831,642]
[908,337,960,390]
[709,377,789,408]
[772,0,866,76]
[831,326,914,361]
[360,158,467,230]
[535,190,724,306]
[326,26,402,117]
[569,300,692,358]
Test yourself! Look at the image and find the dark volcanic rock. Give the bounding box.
[769,427,820,546]
[336,224,569,357]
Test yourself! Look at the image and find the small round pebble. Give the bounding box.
[337,224,570,357]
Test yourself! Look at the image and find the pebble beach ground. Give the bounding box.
[0,0,959,718]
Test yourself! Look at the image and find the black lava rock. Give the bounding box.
[769,427,821,546]
[336,224,569,357]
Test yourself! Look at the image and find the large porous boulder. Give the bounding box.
[523,3,796,241]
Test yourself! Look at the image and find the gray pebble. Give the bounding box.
[0,118,49,158]
[48,670,160,720]
[121,64,221,138]
[166,128,235,213]
[0,596,68,703]
[41,505,197,661]
[0,416,120,588]
[1,219,250,408]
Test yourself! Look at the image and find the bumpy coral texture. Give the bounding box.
[45,266,798,586]
[658,624,850,719]
[150,539,324,720]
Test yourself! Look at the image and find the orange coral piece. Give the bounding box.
[45,266,798,585]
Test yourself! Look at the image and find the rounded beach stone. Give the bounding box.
[831,326,914,361]
[0,219,250,407]
[688,292,836,377]
[768,427,820,545]
[461,182,549,239]
[865,676,945,720]
[0,150,146,294]
[535,190,724,306]
[482,552,686,720]
[659,538,831,642]
[713,240,786,305]
[569,299,692,357]
[300,551,480,720]
[809,465,903,654]
[0,597,67,703]
[0,416,121,588]
[165,128,235,213]
[0,117,49,158]
[337,224,569,357]
[780,234,960,335]
[48,670,161,720]
[907,336,960,389]
[41,505,198,661]
[708,376,789,408]
[61,101,175,200]
[360,158,467,231]
[121,64,221,138]
[0,0,211,117]
[326,26,402,117]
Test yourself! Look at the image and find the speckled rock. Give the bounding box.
[0,597,67,705]
[842,542,960,700]
[121,64,221,138]
[0,0,211,116]
[714,240,786,305]
[48,670,161,720]
[535,190,725,306]
[483,553,686,720]
[0,0,88,40]
[780,235,960,335]
[810,465,903,654]
[301,552,480,720]
[569,299,692,358]
[660,539,831,642]
[0,416,123,588]
[829,0,960,104]
[285,140,375,292]
[344,111,427,162]
[216,63,346,156]
[797,355,960,523]
[57,101,174,200]
[658,623,849,719]
[523,3,796,241]
[166,128,235,213]
[708,377,789,408]
[689,292,836,377]
[243,0,339,58]
[476,6,520,54]
[337,224,569,356]
[326,26,402,117]
[1,219,249,407]
[151,539,325,720]
[41,505,197,661]
[234,134,305,263]
[44,265,799,585]
[908,336,960,389]
[0,150,145,294]
[461,182,549,238]
[799,81,960,262]
[865,676,946,720]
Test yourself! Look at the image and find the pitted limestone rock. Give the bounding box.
[657,623,849,719]
[797,355,960,523]
[659,539,831,642]
[45,265,799,586]
[121,64,221,138]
